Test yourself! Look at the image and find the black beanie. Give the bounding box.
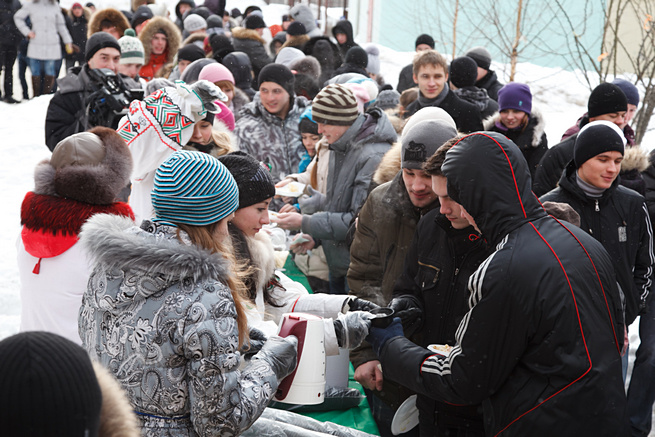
[0,332,103,437]
[415,33,435,49]
[218,152,276,208]
[573,120,626,168]
[287,21,307,36]
[345,46,368,69]
[131,4,153,29]
[258,63,295,98]
[178,44,205,62]
[587,83,628,118]
[245,14,266,30]
[449,56,478,88]
[85,31,121,62]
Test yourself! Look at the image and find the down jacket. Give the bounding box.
[540,161,654,325]
[380,132,628,436]
[79,215,282,437]
[301,108,397,278]
[14,0,72,60]
[231,27,271,80]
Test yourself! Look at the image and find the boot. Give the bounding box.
[31,75,42,97]
[43,75,56,94]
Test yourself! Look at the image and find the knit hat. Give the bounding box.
[152,150,239,225]
[498,82,532,115]
[312,83,359,126]
[364,43,380,75]
[415,34,435,49]
[258,63,295,98]
[299,107,319,135]
[449,56,478,88]
[209,33,234,60]
[177,44,205,63]
[275,46,305,68]
[0,332,102,437]
[574,120,626,168]
[372,89,400,110]
[131,5,153,29]
[287,21,307,36]
[199,62,235,84]
[245,14,266,30]
[402,106,456,136]
[401,119,458,169]
[118,29,145,65]
[345,46,368,69]
[184,13,206,32]
[72,2,82,8]
[465,46,491,70]
[218,152,275,208]
[612,78,640,106]
[587,83,628,118]
[85,31,121,62]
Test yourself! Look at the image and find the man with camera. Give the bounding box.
[45,31,141,151]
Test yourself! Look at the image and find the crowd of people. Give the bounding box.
[7,2,655,437]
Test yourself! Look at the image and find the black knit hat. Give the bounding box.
[85,31,121,62]
[574,120,626,168]
[287,21,307,36]
[415,33,435,49]
[0,331,103,437]
[178,44,205,63]
[258,63,295,98]
[449,56,478,88]
[345,46,368,69]
[131,4,153,29]
[245,14,266,30]
[587,83,628,118]
[218,152,276,208]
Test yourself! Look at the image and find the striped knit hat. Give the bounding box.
[151,151,239,226]
[312,84,359,126]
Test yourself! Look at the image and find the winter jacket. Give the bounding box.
[404,89,484,134]
[484,109,548,180]
[232,27,272,80]
[303,36,342,86]
[301,108,397,278]
[331,19,358,58]
[348,171,438,309]
[14,0,71,60]
[289,4,322,38]
[540,161,654,325]
[561,113,636,146]
[474,69,503,101]
[284,138,330,193]
[0,0,22,47]
[223,51,257,99]
[231,86,250,121]
[65,7,89,60]
[79,215,282,437]
[17,192,133,344]
[643,150,655,220]
[396,63,416,93]
[139,17,182,81]
[532,130,578,197]
[234,93,310,182]
[380,132,628,436]
[619,146,649,196]
[389,211,490,435]
[454,86,498,120]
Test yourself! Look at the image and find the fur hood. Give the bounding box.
[131,0,153,12]
[483,108,547,149]
[289,55,321,82]
[182,31,206,48]
[140,16,182,65]
[93,363,140,437]
[245,231,276,296]
[280,34,310,51]
[80,214,232,295]
[373,141,402,185]
[87,8,130,38]
[67,6,91,21]
[621,146,650,173]
[232,26,266,44]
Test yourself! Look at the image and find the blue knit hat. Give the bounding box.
[498,82,532,115]
[151,151,239,226]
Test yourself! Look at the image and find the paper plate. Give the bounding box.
[391,394,419,435]
[427,344,453,357]
[275,182,306,197]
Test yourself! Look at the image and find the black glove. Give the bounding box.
[388,295,424,337]
[347,297,380,312]
[333,312,373,349]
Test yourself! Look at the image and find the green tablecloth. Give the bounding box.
[276,255,380,436]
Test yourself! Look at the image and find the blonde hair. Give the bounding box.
[215,80,235,91]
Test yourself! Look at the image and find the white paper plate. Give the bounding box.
[275,182,306,197]
[427,344,453,357]
[391,394,419,435]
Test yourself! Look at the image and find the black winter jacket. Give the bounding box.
[474,69,503,101]
[332,19,358,58]
[0,0,22,47]
[532,132,577,197]
[404,89,483,134]
[396,63,416,93]
[540,161,654,325]
[380,132,628,436]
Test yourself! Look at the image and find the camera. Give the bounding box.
[86,68,145,129]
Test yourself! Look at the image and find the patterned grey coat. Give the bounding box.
[234,93,310,182]
[78,214,279,437]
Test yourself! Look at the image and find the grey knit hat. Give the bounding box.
[312,83,359,126]
[401,119,458,169]
[184,14,206,32]
[465,46,491,70]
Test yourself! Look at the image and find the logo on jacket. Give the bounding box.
[404,141,427,163]
[618,226,627,242]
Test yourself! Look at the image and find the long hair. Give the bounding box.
[176,222,249,348]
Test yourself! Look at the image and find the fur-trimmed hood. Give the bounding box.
[93,363,140,437]
[621,145,650,173]
[483,108,547,149]
[80,214,233,302]
[182,31,206,48]
[67,6,91,22]
[232,26,266,45]
[373,141,402,185]
[280,34,310,51]
[87,7,130,38]
[140,16,182,65]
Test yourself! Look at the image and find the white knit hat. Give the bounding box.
[118,29,145,65]
[184,14,207,32]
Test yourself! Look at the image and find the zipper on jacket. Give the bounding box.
[595,199,600,212]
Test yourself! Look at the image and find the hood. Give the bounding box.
[182,32,206,47]
[80,214,232,307]
[140,16,182,65]
[332,20,354,43]
[174,0,195,19]
[483,108,547,149]
[67,6,91,21]
[232,26,266,44]
[289,4,318,33]
[223,51,254,90]
[621,146,650,173]
[354,107,398,146]
[87,8,130,38]
[442,132,546,246]
[373,141,401,185]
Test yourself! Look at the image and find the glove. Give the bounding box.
[72,44,81,53]
[366,317,404,356]
[242,327,267,358]
[298,186,326,214]
[252,335,298,380]
[333,311,373,349]
[347,297,380,312]
[388,295,424,337]
[65,43,73,55]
